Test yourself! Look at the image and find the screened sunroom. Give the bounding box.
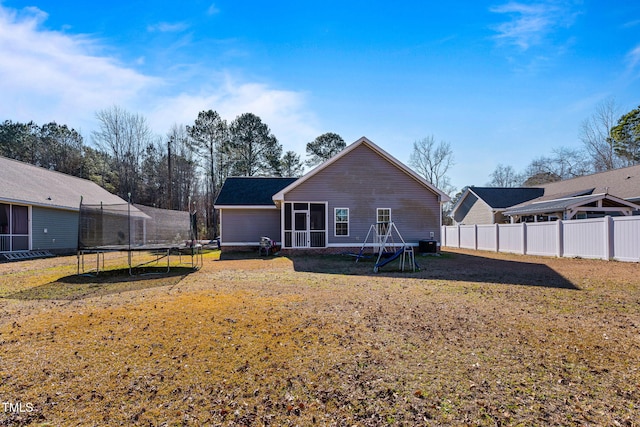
[0,203,30,252]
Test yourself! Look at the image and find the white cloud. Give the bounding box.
[0,5,157,131]
[490,1,578,50]
[627,45,640,71]
[147,21,189,33]
[622,19,640,29]
[207,3,220,16]
[0,4,320,154]
[148,75,320,154]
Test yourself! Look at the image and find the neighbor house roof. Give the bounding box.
[0,155,128,210]
[503,193,640,218]
[468,187,545,209]
[449,186,545,221]
[272,137,451,203]
[536,164,640,202]
[214,177,299,207]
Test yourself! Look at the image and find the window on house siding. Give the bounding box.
[335,208,349,236]
[0,204,8,235]
[376,208,391,236]
[0,203,29,252]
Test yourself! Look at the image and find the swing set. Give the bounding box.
[355,222,418,273]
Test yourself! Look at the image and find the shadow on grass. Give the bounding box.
[289,251,579,290]
[218,250,267,260]
[4,267,195,300]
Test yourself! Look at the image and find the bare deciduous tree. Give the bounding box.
[408,135,455,196]
[92,106,153,199]
[580,98,628,171]
[487,164,524,187]
[522,146,591,185]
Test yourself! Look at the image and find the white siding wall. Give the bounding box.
[442,216,640,262]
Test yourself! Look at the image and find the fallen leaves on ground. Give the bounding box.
[0,249,638,426]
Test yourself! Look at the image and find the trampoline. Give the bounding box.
[77,199,203,275]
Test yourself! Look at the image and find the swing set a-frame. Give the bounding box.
[355,221,418,273]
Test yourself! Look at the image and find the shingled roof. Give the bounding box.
[468,187,545,209]
[538,164,640,201]
[503,193,640,218]
[0,156,127,210]
[214,177,299,206]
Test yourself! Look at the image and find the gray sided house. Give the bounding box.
[451,187,544,225]
[0,156,129,254]
[214,137,450,251]
[451,164,640,225]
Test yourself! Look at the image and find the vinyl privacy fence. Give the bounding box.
[442,216,640,262]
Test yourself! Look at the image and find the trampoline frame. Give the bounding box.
[76,196,203,276]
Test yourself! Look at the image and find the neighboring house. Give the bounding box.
[451,187,544,225]
[214,137,450,251]
[539,164,640,204]
[451,164,640,224]
[0,155,130,254]
[503,192,639,222]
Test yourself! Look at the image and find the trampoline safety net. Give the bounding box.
[78,202,195,251]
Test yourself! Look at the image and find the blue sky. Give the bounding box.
[1,1,640,193]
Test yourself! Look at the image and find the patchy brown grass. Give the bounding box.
[0,248,639,426]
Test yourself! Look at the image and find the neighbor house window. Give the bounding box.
[335,208,349,236]
[376,208,391,235]
[0,203,29,252]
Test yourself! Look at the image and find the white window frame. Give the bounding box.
[376,208,392,237]
[334,208,349,237]
[377,208,391,224]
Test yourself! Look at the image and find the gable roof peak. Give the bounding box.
[272,136,451,202]
[449,187,545,217]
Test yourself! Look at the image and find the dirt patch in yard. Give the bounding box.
[0,248,638,426]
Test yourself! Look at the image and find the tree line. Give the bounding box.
[487,99,640,187]
[0,107,346,238]
[4,99,636,231]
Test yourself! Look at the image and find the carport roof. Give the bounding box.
[503,193,640,216]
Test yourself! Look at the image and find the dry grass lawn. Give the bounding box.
[0,248,639,426]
